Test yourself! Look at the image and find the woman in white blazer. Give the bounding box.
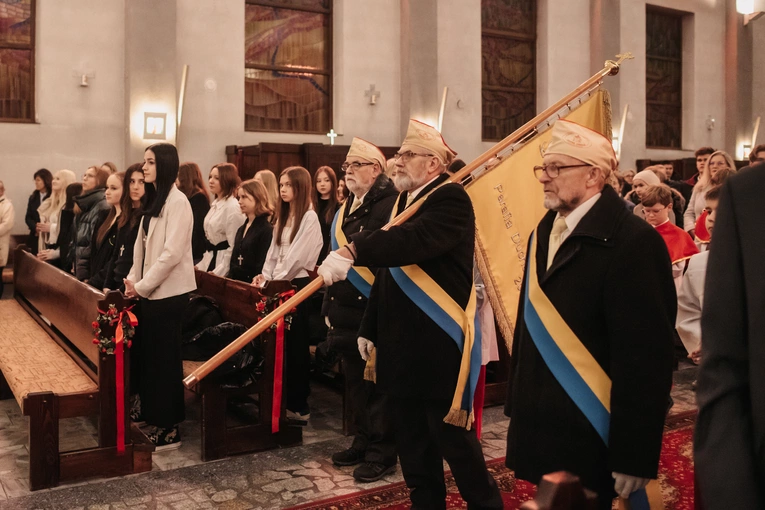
[125,143,195,451]
[195,163,244,277]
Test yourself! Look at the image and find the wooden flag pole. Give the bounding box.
[182,53,632,389]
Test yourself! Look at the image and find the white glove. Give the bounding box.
[357,337,374,361]
[317,251,354,286]
[612,472,649,499]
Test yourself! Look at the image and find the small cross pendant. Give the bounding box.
[119,245,125,257]
[238,254,243,265]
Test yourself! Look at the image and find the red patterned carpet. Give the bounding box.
[289,411,696,510]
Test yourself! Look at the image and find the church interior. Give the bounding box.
[0,0,763,508]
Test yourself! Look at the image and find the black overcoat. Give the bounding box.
[353,173,474,401]
[505,185,676,497]
[322,174,398,354]
[695,163,765,509]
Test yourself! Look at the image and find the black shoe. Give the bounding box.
[149,426,182,451]
[332,447,364,466]
[353,462,396,482]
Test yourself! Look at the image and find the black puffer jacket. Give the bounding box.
[321,174,398,354]
[73,188,109,281]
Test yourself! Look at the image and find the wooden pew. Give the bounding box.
[520,472,599,510]
[184,270,302,461]
[1,247,152,490]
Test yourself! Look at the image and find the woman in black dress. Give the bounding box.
[177,162,210,265]
[227,179,273,282]
[312,165,339,263]
[88,172,125,289]
[103,164,145,291]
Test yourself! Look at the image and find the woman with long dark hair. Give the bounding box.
[254,166,322,423]
[196,163,244,276]
[25,168,52,255]
[228,179,273,283]
[88,172,124,290]
[312,166,339,263]
[103,164,145,291]
[177,162,210,264]
[124,143,196,450]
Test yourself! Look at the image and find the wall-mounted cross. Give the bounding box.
[327,128,338,145]
[365,84,380,105]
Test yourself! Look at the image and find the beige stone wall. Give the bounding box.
[1,0,762,234]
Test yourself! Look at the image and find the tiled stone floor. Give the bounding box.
[0,365,698,509]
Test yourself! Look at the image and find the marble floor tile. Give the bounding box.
[0,367,698,509]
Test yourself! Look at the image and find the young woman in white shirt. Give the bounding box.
[254,166,323,423]
[196,163,244,277]
[124,143,196,450]
[36,169,77,262]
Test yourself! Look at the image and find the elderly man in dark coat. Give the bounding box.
[319,120,502,510]
[505,120,676,509]
[695,162,765,509]
[321,137,399,482]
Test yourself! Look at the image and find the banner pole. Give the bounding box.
[182,53,633,389]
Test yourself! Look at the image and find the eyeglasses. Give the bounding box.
[533,163,589,179]
[393,151,435,162]
[341,161,374,172]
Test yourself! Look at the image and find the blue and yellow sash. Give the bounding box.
[386,194,483,429]
[524,231,664,510]
[330,202,375,298]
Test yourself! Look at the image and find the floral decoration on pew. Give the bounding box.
[92,304,137,354]
[255,290,297,331]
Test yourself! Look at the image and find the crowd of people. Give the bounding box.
[0,127,763,509]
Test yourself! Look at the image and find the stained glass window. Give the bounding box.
[646,8,683,149]
[0,0,34,122]
[245,0,331,133]
[481,0,536,141]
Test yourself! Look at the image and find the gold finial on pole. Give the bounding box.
[605,52,634,76]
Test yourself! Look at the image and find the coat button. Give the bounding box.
[357,296,362,300]
[330,297,334,300]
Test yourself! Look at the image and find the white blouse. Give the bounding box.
[262,209,323,281]
[195,195,245,277]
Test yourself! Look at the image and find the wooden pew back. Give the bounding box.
[194,270,292,327]
[13,247,103,377]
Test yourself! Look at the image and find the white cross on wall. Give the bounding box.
[327,129,338,146]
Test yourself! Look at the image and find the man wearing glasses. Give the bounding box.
[505,119,676,509]
[319,120,503,509]
[321,137,399,483]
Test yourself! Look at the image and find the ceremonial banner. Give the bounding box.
[468,90,612,349]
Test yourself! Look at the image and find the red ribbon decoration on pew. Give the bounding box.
[110,306,138,454]
[271,289,295,434]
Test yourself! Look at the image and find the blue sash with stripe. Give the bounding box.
[523,231,664,510]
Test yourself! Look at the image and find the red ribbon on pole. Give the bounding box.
[270,290,295,434]
[110,307,137,454]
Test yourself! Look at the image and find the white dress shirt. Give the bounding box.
[676,251,708,354]
[262,209,323,281]
[196,195,245,277]
[552,192,602,244]
[406,175,442,206]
